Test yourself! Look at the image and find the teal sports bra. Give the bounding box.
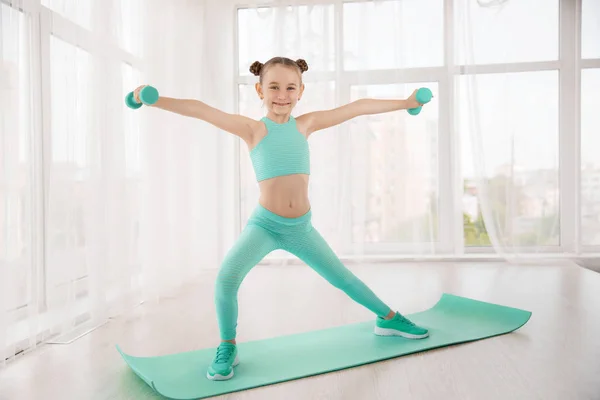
[249,116,310,182]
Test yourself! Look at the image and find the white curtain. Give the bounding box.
[456,0,562,257]
[237,0,598,262]
[1,0,222,364]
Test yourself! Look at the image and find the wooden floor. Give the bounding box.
[1,261,600,400]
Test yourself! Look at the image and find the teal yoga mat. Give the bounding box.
[117,293,531,400]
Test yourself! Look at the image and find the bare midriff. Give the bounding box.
[257,174,310,218]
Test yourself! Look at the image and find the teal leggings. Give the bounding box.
[215,204,392,340]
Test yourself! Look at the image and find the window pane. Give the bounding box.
[238,5,334,75]
[582,0,600,59]
[455,0,558,65]
[344,0,443,70]
[50,35,91,167]
[42,0,92,30]
[459,71,559,247]
[581,69,600,246]
[349,83,439,244]
[47,36,91,292]
[114,0,142,56]
[1,5,33,310]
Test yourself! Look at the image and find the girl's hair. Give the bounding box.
[249,57,309,83]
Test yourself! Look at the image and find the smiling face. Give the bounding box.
[255,64,305,117]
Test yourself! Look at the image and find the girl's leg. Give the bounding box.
[280,226,392,318]
[214,224,278,341]
[281,226,429,339]
[208,223,279,381]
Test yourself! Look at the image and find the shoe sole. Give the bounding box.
[206,355,240,381]
[374,326,429,339]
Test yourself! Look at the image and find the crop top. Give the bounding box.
[249,116,310,182]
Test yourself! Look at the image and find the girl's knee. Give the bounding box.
[215,277,239,297]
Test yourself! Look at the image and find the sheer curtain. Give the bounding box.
[1,0,222,364]
[456,0,570,259]
[1,0,36,366]
[236,0,597,262]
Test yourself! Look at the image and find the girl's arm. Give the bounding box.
[134,86,256,143]
[300,89,423,137]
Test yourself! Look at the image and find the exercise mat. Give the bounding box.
[117,293,531,399]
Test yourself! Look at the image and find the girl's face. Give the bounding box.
[256,65,304,115]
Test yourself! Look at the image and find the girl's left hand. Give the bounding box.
[406,89,422,109]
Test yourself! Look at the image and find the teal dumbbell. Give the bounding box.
[407,88,433,115]
[125,86,159,109]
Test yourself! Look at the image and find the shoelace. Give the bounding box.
[215,345,234,364]
[396,314,416,326]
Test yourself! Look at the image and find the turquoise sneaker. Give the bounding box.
[374,312,429,339]
[206,342,239,381]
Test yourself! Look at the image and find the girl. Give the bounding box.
[132,57,430,381]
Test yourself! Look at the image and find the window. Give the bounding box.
[349,83,439,244]
[47,36,91,295]
[581,69,600,245]
[1,5,33,311]
[49,36,91,167]
[237,5,335,75]
[115,0,142,56]
[2,0,151,357]
[42,0,92,30]
[234,1,591,256]
[582,0,600,59]
[455,0,559,65]
[459,71,559,247]
[343,0,443,70]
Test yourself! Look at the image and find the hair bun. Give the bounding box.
[295,59,309,73]
[249,61,263,76]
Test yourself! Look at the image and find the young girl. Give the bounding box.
[132,57,430,381]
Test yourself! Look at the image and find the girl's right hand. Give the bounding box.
[133,85,149,103]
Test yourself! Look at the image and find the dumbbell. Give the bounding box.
[407,88,433,115]
[125,86,159,109]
